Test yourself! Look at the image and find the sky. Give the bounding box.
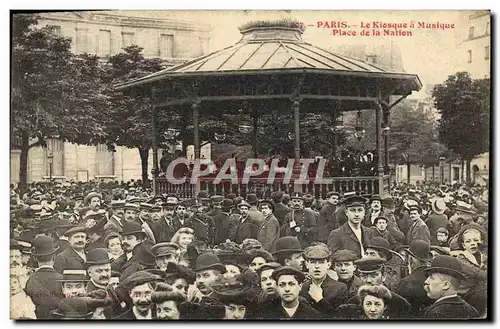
[115,10,478,98]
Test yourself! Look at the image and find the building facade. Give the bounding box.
[460,11,490,79]
[11,11,211,184]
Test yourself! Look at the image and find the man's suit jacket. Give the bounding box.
[262,301,321,319]
[362,208,383,228]
[104,216,123,233]
[273,203,291,226]
[24,267,63,319]
[396,266,434,317]
[327,222,374,259]
[171,214,188,233]
[54,247,86,273]
[212,212,236,244]
[248,206,265,225]
[405,219,431,245]
[111,252,143,281]
[425,212,449,244]
[149,217,176,243]
[257,214,280,251]
[421,295,478,319]
[231,215,259,244]
[317,202,339,242]
[300,275,348,316]
[340,275,363,300]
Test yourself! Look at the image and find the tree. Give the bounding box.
[11,14,109,192]
[432,72,490,183]
[103,45,166,185]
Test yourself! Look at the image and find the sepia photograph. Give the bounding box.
[9,9,490,320]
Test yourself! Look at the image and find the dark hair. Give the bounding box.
[151,283,186,305]
[248,249,274,263]
[35,254,54,263]
[358,284,392,305]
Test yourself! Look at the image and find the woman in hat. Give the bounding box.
[212,274,258,320]
[151,283,186,320]
[10,267,36,319]
[171,227,195,260]
[104,231,123,262]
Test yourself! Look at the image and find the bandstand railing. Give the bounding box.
[156,176,386,199]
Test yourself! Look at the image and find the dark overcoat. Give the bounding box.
[53,247,86,273]
[421,296,478,319]
[327,222,374,259]
[24,267,64,319]
[300,275,348,316]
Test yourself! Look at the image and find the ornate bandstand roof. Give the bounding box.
[116,22,422,94]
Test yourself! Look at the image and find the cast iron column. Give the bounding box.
[292,97,302,193]
[375,102,384,195]
[192,101,201,196]
[151,89,159,194]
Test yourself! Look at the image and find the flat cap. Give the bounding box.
[289,192,303,200]
[120,270,163,292]
[272,266,306,283]
[257,262,282,274]
[343,195,367,208]
[303,244,332,260]
[151,242,180,257]
[210,195,224,203]
[354,257,385,273]
[64,225,87,237]
[331,249,358,262]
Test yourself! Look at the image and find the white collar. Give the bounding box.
[435,294,458,303]
[36,265,54,271]
[132,306,152,319]
[126,252,133,261]
[282,302,299,317]
[348,222,361,232]
[90,278,108,290]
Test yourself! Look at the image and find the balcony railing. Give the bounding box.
[156,176,385,199]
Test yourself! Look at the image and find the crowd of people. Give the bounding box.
[10,179,488,320]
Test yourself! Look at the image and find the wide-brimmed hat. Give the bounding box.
[366,237,392,261]
[85,248,112,267]
[406,239,433,262]
[194,253,227,273]
[84,192,102,205]
[404,198,420,210]
[83,213,107,234]
[31,235,59,257]
[121,221,145,237]
[455,201,477,214]
[431,198,446,215]
[51,298,94,319]
[164,262,196,284]
[212,276,255,305]
[272,236,303,255]
[132,242,156,267]
[58,269,89,282]
[423,255,466,281]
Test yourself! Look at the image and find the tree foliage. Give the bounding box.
[432,72,490,161]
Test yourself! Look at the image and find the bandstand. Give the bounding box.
[115,20,422,198]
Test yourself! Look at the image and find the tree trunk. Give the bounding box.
[139,147,149,187]
[18,132,29,195]
[407,160,411,184]
[432,166,435,181]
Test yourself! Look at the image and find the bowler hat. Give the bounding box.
[371,195,382,203]
[194,253,227,273]
[51,298,94,319]
[431,198,446,215]
[270,190,284,202]
[406,239,433,262]
[259,199,275,212]
[210,195,224,203]
[121,221,145,237]
[367,237,393,261]
[58,269,89,282]
[303,244,332,260]
[197,190,209,199]
[354,257,385,273]
[246,193,259,205]
[85,248,112,267]
[331,249,358,263]
[381,197,394,208]
[430,246,451,256]
[164,262,196,284]
[31,235,59,257]
[151,242,180,258]
[423,255,466,281]
[221,198,233,211]
[272,236,303,255]
[272,266,306,283]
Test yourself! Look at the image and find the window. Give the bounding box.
[52,25,61,36]
[46,139,64,176]
[452,167,460,181]
[485,46,490,60]
[76,28,89,53]
[468,26,474,39]
[98,30,111,57]
[96,144,115,176]
[159,34,174,58]
[122,32,135,48]
[467,50,472,63]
